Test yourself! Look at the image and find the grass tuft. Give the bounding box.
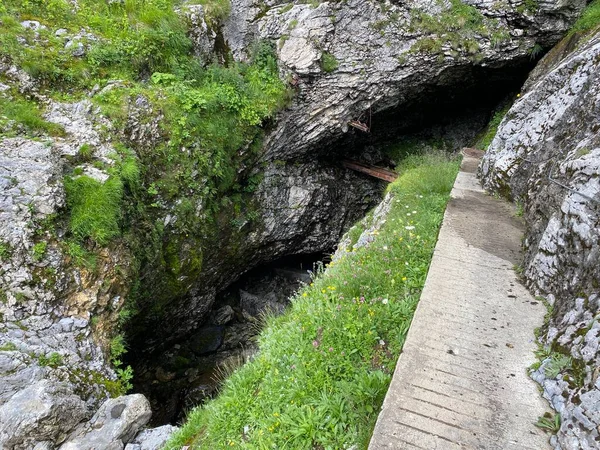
[570,0,600,35]
[166,154,459,450]
[475,104,511,150]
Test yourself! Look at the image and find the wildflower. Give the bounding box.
[360,296,365,303]
[379,340,385,346]
[405,226,415,230]
[412,210,417,214]
[383,245,388,251]
[402,276,407,282]
[302,293,307,297]
[382,298,389,304]
[329,347,334,352]
[312,340,320,348]
[407,213,411,216]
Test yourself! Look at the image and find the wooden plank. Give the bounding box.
[342,160,398,183]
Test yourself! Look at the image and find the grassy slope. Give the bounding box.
[167,154,460,449]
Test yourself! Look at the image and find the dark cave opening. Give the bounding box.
[130,252,331,426]
[318,59,537,167]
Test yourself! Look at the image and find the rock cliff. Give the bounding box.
[480,28,600,450]
[0,0,591,446]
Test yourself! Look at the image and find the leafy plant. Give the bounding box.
[38,352,63,367]
[536,412,561,433]
[31,242,48,262]
[544,353,572,379]
[0,241,12,260]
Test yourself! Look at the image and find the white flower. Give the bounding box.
[379,340,386,346]
[382,298,389,304]
[412,210,417,214]
[406,213,411,216]
[383,245,388,250]
[405,226,415,230]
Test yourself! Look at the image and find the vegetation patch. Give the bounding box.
[166,154,459,450]
[475,104,511,150]
[409,0,510,58]
[320,52,339,73]
[0,95,65,137]
[569,0,600,35]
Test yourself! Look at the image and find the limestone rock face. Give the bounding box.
[480,30,600,450]
[216,0,587,160]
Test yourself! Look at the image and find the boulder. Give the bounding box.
[124,425,178,450]
[0,380,87,449]
[60,394,152,450]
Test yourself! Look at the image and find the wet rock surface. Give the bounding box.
[480,30,600,450]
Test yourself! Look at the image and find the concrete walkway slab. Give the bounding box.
[369,150,550,450]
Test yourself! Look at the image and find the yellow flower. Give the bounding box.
[402,277,407,282]
[302,293,307,297]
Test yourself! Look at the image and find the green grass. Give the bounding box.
[570,0,600,35]
[64,175,124,246]
[409,0,510,57]
[166,154,459,450]
[0,96,65,137]
[475,104,511,150]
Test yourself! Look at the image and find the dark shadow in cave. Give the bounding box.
[315,58,538,166]
[129,252,331,426]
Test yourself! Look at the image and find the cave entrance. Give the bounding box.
[131,252,331,426]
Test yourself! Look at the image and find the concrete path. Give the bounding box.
[369,149,550,450]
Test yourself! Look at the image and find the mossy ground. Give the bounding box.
[166,154,459,449]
